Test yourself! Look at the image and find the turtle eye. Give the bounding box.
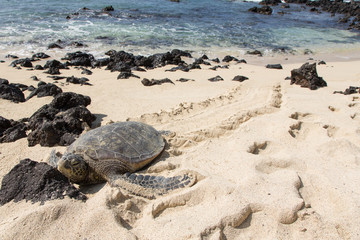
[71,159,80,166]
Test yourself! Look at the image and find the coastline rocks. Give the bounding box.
[232,75,249,82]
[26,83,63,101]
[260,0,282,6]
[62,51,95,67]
[0,116,27,143]
[290,62,327,90]
[106,49,191,72]
[10,58,33,68]
[246,50,263,56]
[117,71,140,79]
[248,6,273,15]
[27,92,95,146]
[0,159,87,205]
[102,6,114,12]
[266,64,283,69]
[208,75,224,82]
[32,52,50,60]
[333,86,360,95]
[66,76,91,85]
[141,78,174,86]
[0,80,25,102]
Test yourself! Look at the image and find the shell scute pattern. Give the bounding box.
[71,122,164,165]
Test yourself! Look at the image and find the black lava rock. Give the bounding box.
[66,76,91,85]
[246,50,263,56]
[0,116,27,143]
[103,5,114,12]
[266,64,283,69]
[222,55,239,62]
[10,58,33,68]
[32,52,50,60]
[0,159,87,205]
[141,78,174,86]
[290,62,327,90]
[333,86,360,95]
[232,75,249,82]
[27,92,95,146]
[26,83,63,100]
[248,6,273,15]
[0,81,25,103]
[62,51,95,67]
[81,68,93,75]
[208,75,224,82]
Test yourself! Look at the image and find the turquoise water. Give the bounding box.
[0,0,359,56]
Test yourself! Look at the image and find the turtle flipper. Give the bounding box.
[109,171,198,199]
[48,150,60,168]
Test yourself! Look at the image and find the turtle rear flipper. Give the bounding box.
[109,171,198,199]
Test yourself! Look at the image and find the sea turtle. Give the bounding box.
[49,121,196,199]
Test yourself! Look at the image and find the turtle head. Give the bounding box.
[57,153,89,184]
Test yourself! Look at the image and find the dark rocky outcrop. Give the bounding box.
[27,92,95,146]
[62,51,95,67]
[333,86,360,95]
[0,80,25,102]
[232,75,249,82]
[26,83,63,100]
[32,52,50,60]
[117,71,140,79]
[222,55,239,62]
[106,49,191,72]
[66,76,91,85]
[176,78,194,82]
[141,78,174,86]
[208,76,224,82]
[10,58,33,68]
[209,65,229,71]
[290,62,327,90]
[266,64,283,69]
[0,116,27,143]
[81,68,93,75]
[103,6,114,12]
[246,50,263,56]
[260,0,282,6]
[0,159,87,205]
[248,6,273,15]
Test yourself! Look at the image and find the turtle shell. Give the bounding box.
[66,121,165,173]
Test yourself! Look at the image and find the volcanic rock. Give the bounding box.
[0,159,87,205]
[290,62,327,90]
[248,6,273,15]
[26,83,63,100]
[0,116,27,143]
[232,75,249,82]
[266,64,283,69]
[27,92,95,146]
[208,75,224,82]
[0,81,25,102]
[141,78,174,86]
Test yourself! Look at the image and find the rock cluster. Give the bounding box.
[27,92,96,147]
[0,79,25,102]
[0,159,87,205]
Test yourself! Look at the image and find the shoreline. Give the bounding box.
[1,46,360,239]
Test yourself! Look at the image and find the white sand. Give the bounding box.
[1,53,360,239]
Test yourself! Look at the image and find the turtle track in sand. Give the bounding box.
[129,84,283,153]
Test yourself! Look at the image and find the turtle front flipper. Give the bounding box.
[108,171,198,199]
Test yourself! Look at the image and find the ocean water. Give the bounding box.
[0,0,359,57]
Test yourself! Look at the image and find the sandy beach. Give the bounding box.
[1,51,360,239]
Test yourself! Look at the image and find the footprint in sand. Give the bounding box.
[247,141,269,155]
